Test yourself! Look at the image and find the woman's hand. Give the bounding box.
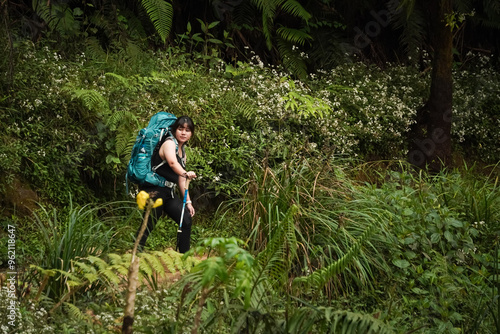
[184,171,197,179]
[187,203,195,217]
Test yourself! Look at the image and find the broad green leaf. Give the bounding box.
[430,233,441,244]
[448,218,464,228]
[393,259,410,269]
[444,230,454,242]
[208,21,220,29]
[404,251,417,259]
[402,208,414,216]
[411,287,429,294]
[403,237,415,244]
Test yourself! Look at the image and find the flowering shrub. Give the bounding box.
[2,45,101,203]
[452,53,500,162]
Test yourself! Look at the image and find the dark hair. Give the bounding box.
[172,115,195,135]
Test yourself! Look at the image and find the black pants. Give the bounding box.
[135,185,192,253]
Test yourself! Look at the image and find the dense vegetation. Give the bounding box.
[1,0,500,333]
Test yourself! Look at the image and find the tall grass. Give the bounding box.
[217,154,392,299]
[32,199,131,300]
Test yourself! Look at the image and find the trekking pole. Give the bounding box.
[178,176,191,233]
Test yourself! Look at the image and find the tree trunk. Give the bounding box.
[408,0,453,172]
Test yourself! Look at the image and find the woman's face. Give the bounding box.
[175,122,192,143]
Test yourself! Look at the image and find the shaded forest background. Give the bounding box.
[1,1,500,333]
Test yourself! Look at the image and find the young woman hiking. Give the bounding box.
[135,116,197,253]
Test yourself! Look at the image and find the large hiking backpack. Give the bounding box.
[126,112,177,190]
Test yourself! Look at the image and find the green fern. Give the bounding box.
[67,88,110,113]
[277,38,308,79]
[286,307,394,334]
[116,127,137,158]
[65,250,197,296]
[326,309,394,334]
[251,0,311,50]
[388,1,428,61]
[105,72,132,87]
[122,40,145,60]
[280,0,312,20]
[63,302,89,322]
[140,0,173,43]
[73,261,99,283]
[277,26,312,46]
[292,224,375,291]
[125,11,148,41]
[256,205,299,286]
[84,37,108,60]
[107,109,132,129]
[86,255,109,271]
[238,101,263,128]
[170,69,197,78]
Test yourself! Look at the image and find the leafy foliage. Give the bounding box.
[1,14,499,332]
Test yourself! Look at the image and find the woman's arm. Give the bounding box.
[159,140,186,176]
[178,156,196,217]
[160,139,196,216]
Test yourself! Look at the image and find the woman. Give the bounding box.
[136,116,197,253]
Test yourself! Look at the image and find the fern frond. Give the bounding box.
[278,0,312,20]
[252,0,278,49]
[183,254,201,271]
[73,261,99,283]
[328,310,394,334]
[287,307,394,333]
[98,268,120,285]
[122,253,133,264]
[111,263,130,277]
[138,257,154,277]
[153,250,182,273]
[277,39,308,79]
[107,109,133,128]
[86,255,109,271]
[140,0,173,43]
[84,37,108,60]
[54,269,82,286]
[73,261,97,275]
[292,224,375,291]
[256,205,299,286]
[116,127,137,158]
[237,100,263,128]
[124,40,145,60]
[125,11,148,40]
[233,1,260,28]
[276,26,312,46]
[68,89,109,113]
[170,69,197,78]
[140,252,167,278]
[388,1,426,59]
[107,253,124,265]
[63,302,88,322]
[105,72,130,87]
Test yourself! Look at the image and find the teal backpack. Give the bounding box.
[126,112,177,190]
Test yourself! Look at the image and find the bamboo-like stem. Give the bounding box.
[191,286,216,334]
[122,200,153,334]
[49,284,84,314]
